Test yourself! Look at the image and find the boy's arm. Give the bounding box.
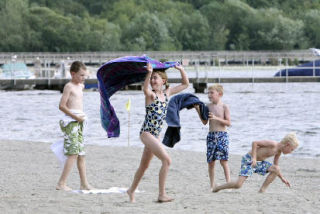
[194,105,208,125]
[59,84,84,122]
[273,153,290,187]
[167,65,189,96]
[210,104,231,126]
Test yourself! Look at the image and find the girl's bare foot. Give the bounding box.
[212,187,219,192]
[210,184,216,192]
[258,188,266,193]
[80,184,95,190]
[157,195,174,203]
[56,184,72,191]
[127,189,135,203]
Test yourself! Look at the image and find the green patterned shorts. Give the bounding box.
[59,120,85,156]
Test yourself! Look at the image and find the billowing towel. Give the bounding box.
[97,55,178,138]
[162,93,209,148]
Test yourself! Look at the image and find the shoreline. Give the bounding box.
[1,138,318,160]
[1,139,319,213]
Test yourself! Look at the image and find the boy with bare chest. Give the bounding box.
[212,133,299,193]
[56,61,93,191]
[195,84,231,190]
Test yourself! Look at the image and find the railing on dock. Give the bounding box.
[1,51,319,92]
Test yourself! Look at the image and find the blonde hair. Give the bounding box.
[153,70,169,89]
[280,132,299,148]
[208,84,224,95]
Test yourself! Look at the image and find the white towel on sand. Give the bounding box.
[72,187,143,194]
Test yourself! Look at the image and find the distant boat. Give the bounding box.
[274,60,320,76]
[310,48,320,56]
[1,62,34,79]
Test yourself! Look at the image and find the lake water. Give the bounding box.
[1,79,319,158]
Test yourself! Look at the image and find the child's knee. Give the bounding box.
[140,161,151,170]
[234,182,243,189]
[162,156,171,166]
[68,154,78,160]
[208,161,215,168]
[220,160,228,166]
[269,165,280,174]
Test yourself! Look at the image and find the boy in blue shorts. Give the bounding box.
[212,132,299,193]
[195,84,231,191]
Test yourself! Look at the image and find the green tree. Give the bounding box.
[121,12,175,51]
[0,0,30,51]
[200,1,231,50]
[303,10,320,48]
[177,11,210,50]
[245,9,306,50]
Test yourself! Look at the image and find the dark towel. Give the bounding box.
[97,55,178,138]
[162,93,208,147]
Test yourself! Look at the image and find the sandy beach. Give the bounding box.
[0,139,319,214]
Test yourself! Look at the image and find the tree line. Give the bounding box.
[1,0,320,52]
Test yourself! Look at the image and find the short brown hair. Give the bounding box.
[70,61,86,73]
[208,84,224,95]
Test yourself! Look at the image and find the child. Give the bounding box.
[56,61,93,191]
[195,84,231,191]
[127,63,189,203]
[212,132,299,193]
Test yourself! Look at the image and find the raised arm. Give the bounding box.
[142,63,154,98]
[167,65,189,96]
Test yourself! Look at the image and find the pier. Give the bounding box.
[1,77,319,92]
[0,50,317,66]
[1,51,319,92]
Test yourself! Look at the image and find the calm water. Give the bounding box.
[1,80,319,158]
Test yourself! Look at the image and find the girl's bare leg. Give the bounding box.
[127,146,154,202]
[220,160,231,182]
[56,155,78,191]
[208,161,215,190]
[212,176,247,192]
[140,132,173,202]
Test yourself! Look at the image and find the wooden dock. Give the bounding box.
[1,77,319,92]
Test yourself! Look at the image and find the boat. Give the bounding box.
[274,60,320,76]
[275,48,320,76]
[0,62,34,79]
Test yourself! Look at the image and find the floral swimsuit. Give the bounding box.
[140,92,168,137]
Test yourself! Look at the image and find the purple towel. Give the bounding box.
[97,55,178,138]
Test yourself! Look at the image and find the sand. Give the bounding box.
[0,140,319,214]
